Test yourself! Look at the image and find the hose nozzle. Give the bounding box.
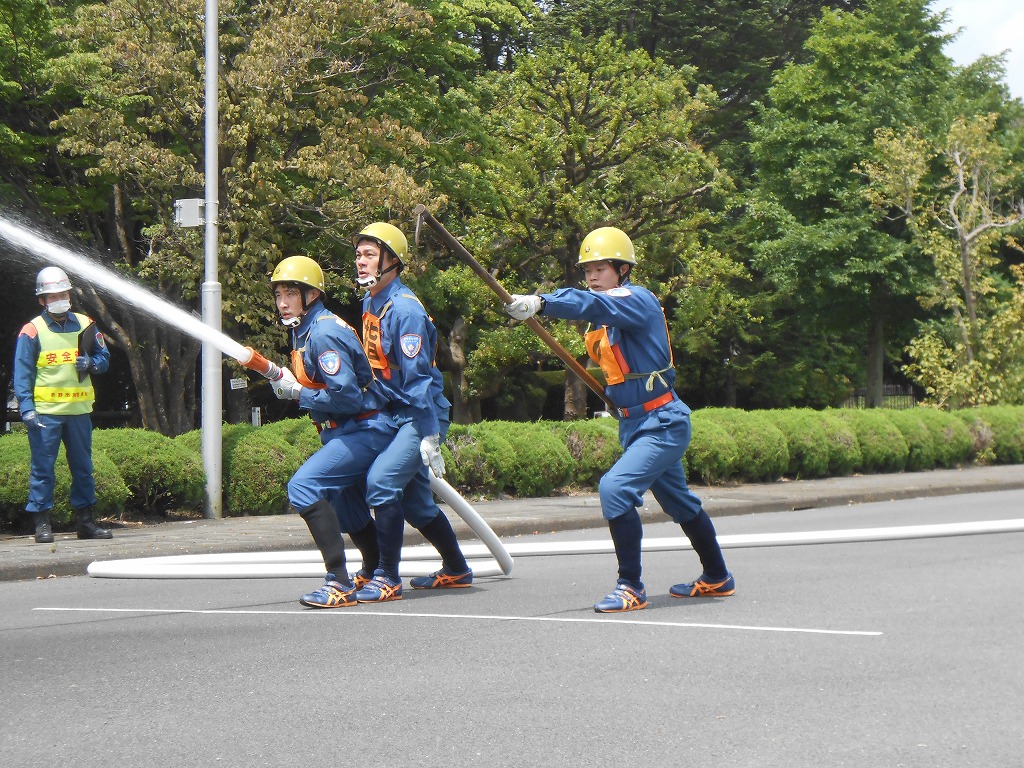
[238,346,284,381]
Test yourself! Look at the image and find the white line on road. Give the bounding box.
[34,606,882,637]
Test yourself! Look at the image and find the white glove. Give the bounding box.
[272,367,302,400]
[505,294,543,321]
[419,433,446,478]
[22,410,40,430]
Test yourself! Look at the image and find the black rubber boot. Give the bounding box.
[33,511,54,544]
[297,499,350,585]
[76,507,113,539]
[347,519,380,580]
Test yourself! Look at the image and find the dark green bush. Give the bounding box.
[548,418,623,488]
[686,411,739,484]
[953,409,996,464]
[176,422,255,501]
[817,410,862,476]
[698,408,789,482]
[886,410,938,471]
[912,408,974,468]
[486,421,574,497]
[444,423,513,496]
[836,409,909,473]
[0,432,129,528]
[225,431,305,516]
[175,422,256,457]
[766,409,835,479]
[766,409,860,479]
[258,417,321,459]
[93,428,204,510]
[970,406,1024,464]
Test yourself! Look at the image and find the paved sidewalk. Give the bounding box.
[3,463,1024,582]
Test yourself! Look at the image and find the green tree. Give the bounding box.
[443,32,738,419]
[44,0,472,434]
[0,0,111,423]
[533,0,865,161]
[747,0,954,407]
[863,113,1024,406]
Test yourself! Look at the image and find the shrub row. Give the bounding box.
[0,428,200,529]
[2,404,1023,527]
[685,405,1024,483]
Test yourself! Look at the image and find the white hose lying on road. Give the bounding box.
[86,518,1024,579]
[429,472,513,574]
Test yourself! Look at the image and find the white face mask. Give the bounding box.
[46,298,71,315]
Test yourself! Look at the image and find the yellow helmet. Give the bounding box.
[270,256,325,292]
[352,222,408,264]
[578,227,637,266]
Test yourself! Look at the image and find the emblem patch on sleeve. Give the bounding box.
[318,350,342,376]
[607,286,632,297]
[400,334,423,358]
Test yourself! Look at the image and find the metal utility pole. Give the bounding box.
[200,0,222,518]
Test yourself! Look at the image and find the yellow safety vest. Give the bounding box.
[31,313,95,415]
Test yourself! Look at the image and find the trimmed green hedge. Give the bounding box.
[763,409,861,479]
[3,404,1024,528]
[696,408,790,482]
[547,418,622,489]
[686,411,739,483]
[0,432,130,528]
[963,406,1024,464]
[92,428,204,510]
[837,409,909,473]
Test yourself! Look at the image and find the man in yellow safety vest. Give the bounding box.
[14,266,112,543]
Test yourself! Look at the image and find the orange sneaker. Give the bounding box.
[594,581,648,613]
[669,573,736,598]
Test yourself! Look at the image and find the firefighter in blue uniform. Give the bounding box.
[267,255,397,608]
[352,222,472,603]
[14,266,112,543]
[504,227,734,613]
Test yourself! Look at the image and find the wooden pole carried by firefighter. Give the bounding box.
[413,204,617,417]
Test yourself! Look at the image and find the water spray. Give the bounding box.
[0,217,287,382]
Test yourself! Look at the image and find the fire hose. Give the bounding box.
[235,345,513,575]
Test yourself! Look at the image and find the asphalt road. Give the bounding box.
[2,490,1022,768]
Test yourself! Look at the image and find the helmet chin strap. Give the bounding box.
[276,285,316,327]
[357,259,400,291]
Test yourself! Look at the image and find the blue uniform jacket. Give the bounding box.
[363,278,449,437]
[540,280,678,412]
[14,310,111,416]
[290,301,388,424]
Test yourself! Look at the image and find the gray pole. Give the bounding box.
[201,0,222,518]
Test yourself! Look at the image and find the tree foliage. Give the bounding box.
[440,32,740,417]
[2,0,1024,429]
[863,113,1024,406]
[746,0,955,406]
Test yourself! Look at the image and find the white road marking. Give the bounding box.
[34,606,882,637]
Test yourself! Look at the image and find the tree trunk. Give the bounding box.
[447,316,479,424]
[563,369,587,420]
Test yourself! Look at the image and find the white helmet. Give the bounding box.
[35,266,73,296]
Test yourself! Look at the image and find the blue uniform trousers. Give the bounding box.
[599,400,703,524]
[365,413,450,526]
[288,417,395,532]
[25,412,96,513]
